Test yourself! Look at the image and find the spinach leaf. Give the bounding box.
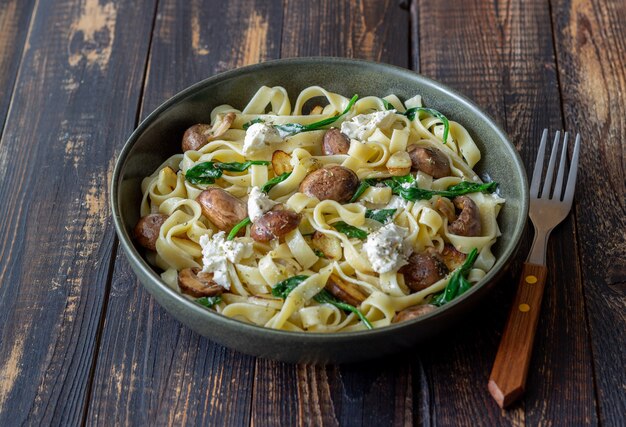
[365,209,396,223]
[404,107,450,145]
[349,178,382,202]
[260,172,292,193]
[382,99,395,111]
[227,217,251,241]
[185,160,270,185]
[385,176,498,202]
[196,296,222,308]
[242,117,265,130]
[275,94,359,136]
[431,248,478,306]
[271,275,310,299]
[314,289,374,330]
[271,275,374,330]
[313,249,326,258]
[333,221,368,239]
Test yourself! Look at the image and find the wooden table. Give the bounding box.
[0,0,624,425]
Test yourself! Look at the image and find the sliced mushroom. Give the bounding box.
[392,304,437,323]
[434,196,456,223]
[441,243,467,271]
[448,196,482,236]
[272,150,294,175]
[178,267,224,298]
[250,209,301,242]
[324,275,368,307]
[299,165,359,203]
[196,187,247,231]
[311,231,343,260]
[399,250,449,292]
[407,145,451,178]
[322,128,351,155]
[133,214,168,251]
[181,112,236,152]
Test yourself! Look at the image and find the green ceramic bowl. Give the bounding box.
[111,57,528,363]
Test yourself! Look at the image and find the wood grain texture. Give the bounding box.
[416,0,597,424]
[0,0,36,132]
[246,1,414,426]
[85,0,283,425]
[0,0,157,424]
[550,0,626,424]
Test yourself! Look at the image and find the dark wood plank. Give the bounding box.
[85,1,283,425]
[550,0,626,423]
[415,0,597,424]
[0,0,157,425]
[0,0,36,132]
[247,1,413,426]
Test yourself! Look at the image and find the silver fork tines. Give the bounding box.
[527,129,581,265]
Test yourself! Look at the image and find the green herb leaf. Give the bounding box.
[196,296,222,308]
[271,275,310,299]
[404,107,450,145]
[227,217,251,241]
[365,209,397,223]
[382,99,395,111]
[333,221,368,239]
[261,172,292,193]
[432,248,478,306]
[275,94,359,136]
[242,117,265,130]
[314,290,373,330]
[215,160,270,172]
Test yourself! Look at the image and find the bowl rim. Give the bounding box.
[111,56,529,341]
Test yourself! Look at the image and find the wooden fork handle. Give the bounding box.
[488,263,548,408]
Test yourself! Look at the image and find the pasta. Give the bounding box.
[134,86,505,332]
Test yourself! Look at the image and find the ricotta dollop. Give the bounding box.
[199,231,254,289]
[243,122,283,154]
[363,223,412,274]
[247,186,278,221]
[340,110,396,140]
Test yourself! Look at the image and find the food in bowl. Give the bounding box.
[134,85,504,332]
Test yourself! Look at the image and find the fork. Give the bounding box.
[488,129,581,408]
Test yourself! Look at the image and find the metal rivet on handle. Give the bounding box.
[525,275,537,284]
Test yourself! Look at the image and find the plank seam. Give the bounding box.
[545,0,602,424]
[0,0,39,145]
[78,0,162,423]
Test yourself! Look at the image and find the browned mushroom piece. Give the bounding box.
[196,188,248,231]
[250,209,301,242]
[399,250,449,292]
[299,165,359,203]
[448,195,482,236]
[178,267,224,298]
[181,112,236,152]
[133,213,168,251]
[324,275,368,307]
[407,145,451,178]
[434,196,456,223]
[441,243,467,271]
[322,128,351,155]
[392,304,437,323]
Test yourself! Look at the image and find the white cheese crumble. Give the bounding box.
[247,186,277,221]
[340,110,396,140]
[199,231,254,289]
[386,195,409,210]
[363,223,412,274]
[243,122,283,154]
